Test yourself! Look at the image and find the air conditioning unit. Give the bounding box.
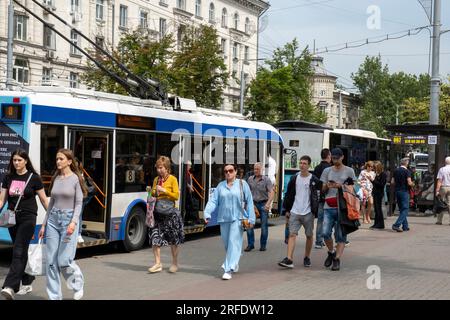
[46,50,55,60]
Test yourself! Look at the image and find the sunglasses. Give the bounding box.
[224,169,235,174]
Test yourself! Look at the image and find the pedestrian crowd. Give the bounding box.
[0,146,447,299]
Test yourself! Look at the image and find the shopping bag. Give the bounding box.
[25,239,46,276]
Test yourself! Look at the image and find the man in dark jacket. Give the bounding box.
[278,155,320,269]
[312,148,331,248]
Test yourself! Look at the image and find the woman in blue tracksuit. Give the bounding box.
[204,164,255,280]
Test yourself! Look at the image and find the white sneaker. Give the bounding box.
[16,285,32,295]
[1,287,15,300]
[222,272,232,280]
[77,235,84,243]
[74,288,84,300]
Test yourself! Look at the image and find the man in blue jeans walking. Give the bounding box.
[313,148,331,249]
[245,163,274,252]
[391,157,414,232]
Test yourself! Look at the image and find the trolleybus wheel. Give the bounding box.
[122,206,146,252]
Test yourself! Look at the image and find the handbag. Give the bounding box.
[239,179,251,230]
[0,173,33,228]
[154,199,176,218]
[433,194,448,214]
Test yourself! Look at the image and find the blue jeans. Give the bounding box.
[393,191,409,230]
[322,208,347,244]
[315,202,325,245]
[246,201,269,248]
[46,208,84,300]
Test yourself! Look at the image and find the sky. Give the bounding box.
[259,0,450,91]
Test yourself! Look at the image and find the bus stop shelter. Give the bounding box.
[385,124,450,215]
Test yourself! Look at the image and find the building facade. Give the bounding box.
[310,56,360,129]
[0,0,269,111]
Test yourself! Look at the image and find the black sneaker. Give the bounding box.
[303,256,311,268]
[324,251,336,268]
[278,257,294,268]
[331,258,340,271]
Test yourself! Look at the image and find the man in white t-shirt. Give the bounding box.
[278,155,320,269]
[435,156,450,225]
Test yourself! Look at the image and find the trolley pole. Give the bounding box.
[6,0,14,89]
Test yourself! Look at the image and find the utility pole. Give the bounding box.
[239,67,245,114]
[429,0,441,125]
[338,90,342,128]
[6,0,14,89]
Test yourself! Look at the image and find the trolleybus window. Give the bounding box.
[41,124,64,195]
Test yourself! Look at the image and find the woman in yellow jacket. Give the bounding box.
[148,156,184,273]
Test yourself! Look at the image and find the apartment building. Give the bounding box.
[0,0,269,111]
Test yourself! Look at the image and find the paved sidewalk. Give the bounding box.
[2,215,450,300]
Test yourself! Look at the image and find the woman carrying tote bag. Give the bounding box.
[0,149,48,300]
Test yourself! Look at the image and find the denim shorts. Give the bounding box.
[322,208,347,243]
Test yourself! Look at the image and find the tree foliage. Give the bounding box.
[246,39,326,124]
[352,56,431,136]
[170,25,228,109]
[81,26,228,109]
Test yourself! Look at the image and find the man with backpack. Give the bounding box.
[320,148,356,271]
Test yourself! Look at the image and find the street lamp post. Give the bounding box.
[239,58,264,114]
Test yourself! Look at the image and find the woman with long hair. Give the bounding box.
[0,148,48,300]
[203,164,255,280]
[38,148,87,300]
[359,161,375,224]
[371,161,387,229]
[148,156,184,274]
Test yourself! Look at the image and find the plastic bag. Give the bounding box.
[25,239,46,276]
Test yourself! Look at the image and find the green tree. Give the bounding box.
[246,39,326,123]
[352,56,430,136]
[81,30,174,96]
[170,25,228,109]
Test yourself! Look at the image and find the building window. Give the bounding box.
[233,12,239,29]
[71,0,80,13]
[244,46,249,62]
[209,3,215,23]
[13,58,29,84]
[245,17,250,33]
[119,5,128,28]
[177,25,186,50]
[69,72,79,88]
[42,67,52,86]
[96,0,104,20]
[14,15,27,41]
[139,10,148,29]
[195,0,201,17]
[177,0,186,10]
[320,90,326,96]
[44,25,56,50]
[221,38,227,58]
[70,30,80,55]
[232,42,238,60]
[221,8,227,27]
[159,18,167,38]
[43,0,54,8]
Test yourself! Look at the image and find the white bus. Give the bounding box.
[274,120,390,191]
[0,87,282,251]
